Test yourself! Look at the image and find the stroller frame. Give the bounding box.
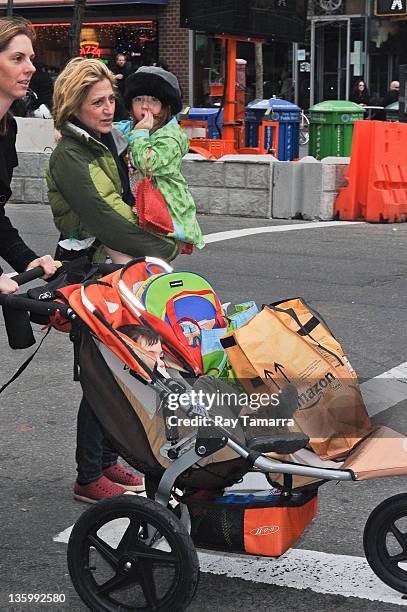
[1,257,407,612]
[152,397,354,509]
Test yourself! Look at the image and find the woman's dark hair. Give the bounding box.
[352,79,368,95]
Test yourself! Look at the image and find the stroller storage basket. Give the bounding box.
[187,489,318,557]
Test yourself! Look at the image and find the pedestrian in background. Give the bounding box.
[374,80,400,120]
[350,79,370,106]
[0,17,56,294]
[110,53,132,120]
[382,80,400,107]
[153,58,169,71]
[29,60,54,115]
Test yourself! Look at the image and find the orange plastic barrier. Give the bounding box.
[335,120,407,222]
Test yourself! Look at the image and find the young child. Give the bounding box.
[117,324,169,377]
[110,66,204,261]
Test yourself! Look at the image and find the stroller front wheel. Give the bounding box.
[67,495,199,611]
[364,493,407,594]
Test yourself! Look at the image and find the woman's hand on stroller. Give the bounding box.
[0,273,19,294]
[26,255,59,279]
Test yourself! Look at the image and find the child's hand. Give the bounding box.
[134,110,154,131]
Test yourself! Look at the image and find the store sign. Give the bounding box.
[180,0,308,43]
[80,43,101,57]
[375,0,407,16]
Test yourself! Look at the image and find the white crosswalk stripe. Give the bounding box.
[204,221,365,243]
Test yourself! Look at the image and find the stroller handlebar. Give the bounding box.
[11,261,62,287]
[0,292,72,319]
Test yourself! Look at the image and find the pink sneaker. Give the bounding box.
[103,463,145,492]
[73,475,133,504]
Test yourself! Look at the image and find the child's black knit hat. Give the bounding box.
[124,66,182,115]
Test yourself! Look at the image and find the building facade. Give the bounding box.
[4,0,407,109]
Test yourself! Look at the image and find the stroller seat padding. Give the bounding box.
[247,431,309,455]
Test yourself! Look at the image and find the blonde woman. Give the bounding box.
[47,58,181,502]
[47,57,178,265]
[0,17,56,294]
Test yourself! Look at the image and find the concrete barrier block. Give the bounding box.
[272,160,324,219]
[224,162,246,188]
[272,162,301,218]
[42,179,49,203]
[300,155,319,163]
[15,117,56,153]
[11,150,343,220]
[182,160,224,186]
[183,153,208,161]
[246,163,270,190]
[189,186,211,214]
[317,191,337,220]
[322,158,350,191]
[229,189,270,217]
[219,154,277,162]
[10,178,24,202]
[206,187,230,214]
[301,162,324,218]
[23,178,44,203]
[38,153,52,177]
[13,153,40,177]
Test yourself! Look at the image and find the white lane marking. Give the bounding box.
[53,522,405,607]
[54,361,407,605]
[54,525,73,543]
[361,361,407,417]
[203,221,365,244]
[199,548,407,606]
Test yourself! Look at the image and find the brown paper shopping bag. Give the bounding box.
[221,299,371,460]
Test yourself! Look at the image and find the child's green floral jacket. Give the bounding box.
[115,117,205,249]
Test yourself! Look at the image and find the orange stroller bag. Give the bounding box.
[187,490,318,557]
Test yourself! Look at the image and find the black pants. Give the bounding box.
[75,397,118,485]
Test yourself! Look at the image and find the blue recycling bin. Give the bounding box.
[178,107,223,139]
[245,98,301,160]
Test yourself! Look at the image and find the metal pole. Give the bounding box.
[6,0,13,17]
[338,23,342,99]
[310,19,315,106]
[364,0,370,87]
[293,42,299,106]
[346,17,351,100]
[188,29,194,106]
[222,37,237,143]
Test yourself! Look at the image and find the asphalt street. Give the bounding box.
[1,203,407,611]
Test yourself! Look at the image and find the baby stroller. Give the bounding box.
[2,256,407,612]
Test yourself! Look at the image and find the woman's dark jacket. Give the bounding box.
[350,89,370,105]
[0,115,37,275]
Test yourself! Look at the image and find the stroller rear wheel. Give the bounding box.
[364,493,407,594]
[67,495,199,611]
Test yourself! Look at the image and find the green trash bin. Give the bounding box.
[309,100,365,159]
[385,101,399,122]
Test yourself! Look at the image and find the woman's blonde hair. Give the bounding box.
[52,57,116,130]
[0,17,35,135]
